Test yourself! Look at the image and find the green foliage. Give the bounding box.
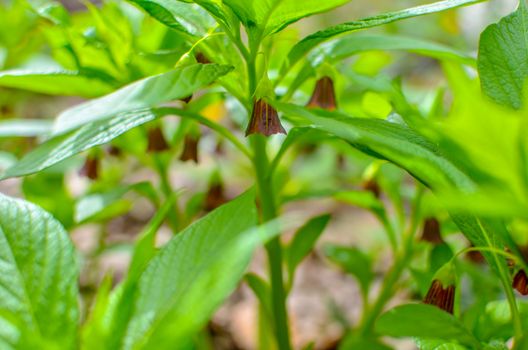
[478,1,528,109]
[376,304,480,348]
[1,0,527,348]
[0,194,79,349]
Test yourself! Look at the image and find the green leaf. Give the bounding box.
[53,63,233,135]
[376,304,480,348]
[339,336,393,350]
[334,191,385,216]
[286,214,330,284]
[1,109,158,179]
[0,69,115,98]
[0,119,52,138]
[478,1,528,109]
[0,194,79,349]
[223,0,349,36]
[123,190,260,348]
[128,0,214,35]
[275,102,474,192]
[245,273,272,319]
[27,0,70,25]
[415,339,468,350]
[284,0,486,72]
[323,244,373,295]
[312,34,475,66]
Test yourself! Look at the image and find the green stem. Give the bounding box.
[252,135,292,350]
[358,186,423,334]
[153,155,181,232]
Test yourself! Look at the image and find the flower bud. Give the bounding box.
[362,179,381,198]
[179,135,200,163]
[204,181,227,212]
[196,52,211,64]
[423,263,456,314]
[147,127,169,153]
[421,218,443,245]
[80,156,99,180]
[307,76,337,110]
[245,99,286,137]
[513,269,528,295]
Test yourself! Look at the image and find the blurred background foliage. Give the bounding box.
[0,0,526,349]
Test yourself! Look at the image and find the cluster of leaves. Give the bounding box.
[1,0,528,349]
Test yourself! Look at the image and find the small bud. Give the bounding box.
[179,135,199,163]
[513,270,528,295]
[107,145,122,157]
[80,156,99,180]
[362,179,381,198]
[306,76,337,110]
[196,52,211,64]
[204,182,227,212]
[465,245,485,264]
[245,99,286,137]
[424,279,455,314]
[421,218,443,245]
[181,95,193,104]
[147,127,169,153]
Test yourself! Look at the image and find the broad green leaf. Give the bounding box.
[1,109,158,179]
[0,194,79,349]
[275,102,474,192]
[123,190,259,348]
[128,0,214,35]
[53,63,233,134]
[376,304,480,348]
[311,34,475,66]
[0,119,52,138]
[223,0,349,36]
[284,0,486,73]
[0,69,115,98]
[323,244,373,295]
[286,214,330,285]
[478,1,528,109]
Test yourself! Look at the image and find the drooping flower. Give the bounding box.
[421,218,444,245]
[180,135,200,163]
[204,180,227,212]
[362,179,381,198]
[424,279,455,314]
[513,269,528,295]
[306,76,337,110]
[196,52,211,64]
[423,263,456,314]
[245,99,286,137]
[147,127,169,153]
[80,156,99,180]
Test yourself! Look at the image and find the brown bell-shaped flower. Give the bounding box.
[245,99,286,137]
[196,52,211,64]
[204,181,227,212]
[421,218,443,245]
[147,127,169,153]
[180,95,193,104]
[179,135,200,163]
[424,279,455,314]
[362,179,381,198]
[307,76,337,110]
[513,269,528,295]
[80,156,99,180]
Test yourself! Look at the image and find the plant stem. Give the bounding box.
[252,135,292,350]
[153,154,180,232]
